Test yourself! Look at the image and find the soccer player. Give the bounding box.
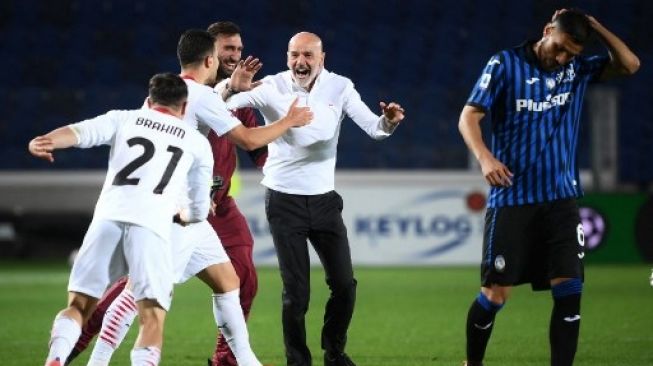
[31,73,213,366]
[205,21,268,366]
[68,28,310,366]
[220,32,404,366]
[458,9,639,366]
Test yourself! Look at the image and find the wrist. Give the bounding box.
[226,83,240,95]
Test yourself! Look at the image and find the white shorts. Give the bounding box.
[172,220,230,284]
[68,219,174,311]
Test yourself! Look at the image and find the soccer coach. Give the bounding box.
[221,31,404,366]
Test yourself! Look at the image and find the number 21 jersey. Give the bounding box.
[70,108,213,240]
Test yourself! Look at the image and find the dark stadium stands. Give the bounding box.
[0,0,651,183]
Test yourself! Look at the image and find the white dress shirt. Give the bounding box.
[225,69,397,195]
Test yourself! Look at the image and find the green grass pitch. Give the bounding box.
[1,262,651,365]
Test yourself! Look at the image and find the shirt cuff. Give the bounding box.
[380,116,398,134]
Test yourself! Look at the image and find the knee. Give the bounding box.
[67,292,96,322]
[329,278,357,298]
[481,285,510,304]
[281,286,310,314]
[138,300,166,327]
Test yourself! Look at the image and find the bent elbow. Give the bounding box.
[627,57,641,75]
[241,138,259,151]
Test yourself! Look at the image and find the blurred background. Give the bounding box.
[0,0,651,265]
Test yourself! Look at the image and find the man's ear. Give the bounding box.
[205,55,213,68]
[543,24,554,38]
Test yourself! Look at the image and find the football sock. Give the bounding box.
[212,290,262,366]
[67,277,129,364]
[466,292,504,362]
[88,289,138,365]
[550,278,582,366]
[130,346,160,366]
[47,315,81,363]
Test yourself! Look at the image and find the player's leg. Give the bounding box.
[465,285,509,366]
[46,293,98,366]
[465,205,534,365]
[306,191,357,366]
[48,219,125,365]
[197,262,261,366]
[212,244,258,366]
[179,220,260,366]
[544,199,585,366]
[86,284,138,366]
[122,224,174,366]
[265,188,313,366]
[66,276,129,365]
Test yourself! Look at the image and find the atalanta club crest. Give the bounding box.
[494,255,506,273]
[546,78,556,90]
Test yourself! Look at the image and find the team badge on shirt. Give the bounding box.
[546,78,556,90]
[494,255,506,273]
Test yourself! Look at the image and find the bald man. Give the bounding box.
[220,32,405,366]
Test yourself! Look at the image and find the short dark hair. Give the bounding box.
[207,21,241,38]
[553,9,592,45]
[177,29,215,67]
[148,73,187,107]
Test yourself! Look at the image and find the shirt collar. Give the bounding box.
[520,40,539,65]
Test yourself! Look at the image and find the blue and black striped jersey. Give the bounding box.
[467,41,608,208]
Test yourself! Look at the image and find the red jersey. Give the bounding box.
[207,107,267,247]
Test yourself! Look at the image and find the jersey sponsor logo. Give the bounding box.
[515,92,573,112]
[526,77,539,85]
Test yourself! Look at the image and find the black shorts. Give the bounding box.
[480,198,585,291]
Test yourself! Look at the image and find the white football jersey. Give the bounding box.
[182,77,242,135]
[70,108,213,240]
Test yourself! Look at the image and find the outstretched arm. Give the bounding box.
[28,126,79,162]
[459,105,513,187]
[587,15,640,80]
[225,97,313,150]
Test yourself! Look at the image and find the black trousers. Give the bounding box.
[265,189,357,366]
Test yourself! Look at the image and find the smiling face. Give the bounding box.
[287,32,325,90]
[536,25,584,71]
[215,33,243,79]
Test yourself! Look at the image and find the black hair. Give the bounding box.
[553,9,592,45]
[148,73,187,107]
[177,29,215,67]
[207,21,241,38]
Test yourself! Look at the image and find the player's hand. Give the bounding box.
[28,136,55,162]
[229,56,263,92]
[380,102,405,124]
[479,153,513,187]
[284,97,313,127]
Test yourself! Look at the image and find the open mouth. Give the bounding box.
[223,61,237,70]
[295,68,310,79]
